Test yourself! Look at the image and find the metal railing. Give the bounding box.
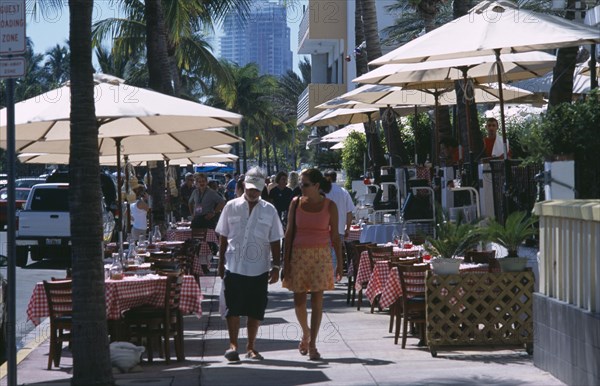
[534,200,600,313]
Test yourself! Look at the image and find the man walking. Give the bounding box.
[216,167,284,361]
[323,170,355,280]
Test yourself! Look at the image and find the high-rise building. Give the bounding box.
[220,0,293,77]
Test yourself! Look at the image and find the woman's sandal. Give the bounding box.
[308,347,321,361]
[298,333,310,356]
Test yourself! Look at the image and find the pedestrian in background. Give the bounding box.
[323,170,355,281]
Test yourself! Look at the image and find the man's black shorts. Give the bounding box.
[223,271,269,321]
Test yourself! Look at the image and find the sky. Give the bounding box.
[25,0,306,72]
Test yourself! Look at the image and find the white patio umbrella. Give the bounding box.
[303,107,381,127]
[356,51,557,88]
[369,0,600,158]
[320,123,365,143]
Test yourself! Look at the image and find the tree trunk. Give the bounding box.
[355,0,369,77]
[145,0,173,95]
[271,137,279,172]
[549,0,577,109]
[381,106,408,167]
[68,1,114,384]
[360,0,382,70]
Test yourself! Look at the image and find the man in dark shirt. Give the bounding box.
[179,172,195,219]
[267,172,293,229]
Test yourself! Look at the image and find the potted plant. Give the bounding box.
[484,211,537,272]
[425,217,482,275]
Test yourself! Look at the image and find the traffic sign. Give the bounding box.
[0,56,24,78]
[0,0,26,55]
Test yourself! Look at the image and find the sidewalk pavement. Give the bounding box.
[2,265,565,386]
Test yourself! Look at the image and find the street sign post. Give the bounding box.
[0,0,26,55]
[1,1,26,385]
[0,56,24,78]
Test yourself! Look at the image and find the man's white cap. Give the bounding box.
[244,175,265,191]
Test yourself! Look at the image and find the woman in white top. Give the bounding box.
[130,183,149,240]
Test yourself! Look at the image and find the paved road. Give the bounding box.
[0,232,67,350]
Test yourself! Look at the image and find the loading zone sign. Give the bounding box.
[0,0,26,55]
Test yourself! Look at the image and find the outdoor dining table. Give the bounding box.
[26,274,203,326]
[346,228,362,242]
[354,245,422,292]
[359,223,401,244]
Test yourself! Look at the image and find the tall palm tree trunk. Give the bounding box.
[381,106,408,167]
[549,1,578,109]
[69,1,114,384]
[145,0,173,95]
[360,0,382,70]
[355,1,369,77]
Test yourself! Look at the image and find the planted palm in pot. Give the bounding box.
[425,218,482,275]
[484,211,537,272]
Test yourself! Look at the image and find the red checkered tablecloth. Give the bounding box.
[26,275,203,325]
[378,263,494,309]
[354,246,421,291]
[346,229,361,242]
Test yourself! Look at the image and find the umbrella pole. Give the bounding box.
[413,105,418,164]
[434,91,440,166]
[124,155,131,239]
[115,137,124,257]
[462,70,476,187]
[494,49,508,161]
[495,49,512,221]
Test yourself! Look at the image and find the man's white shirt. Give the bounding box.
[215,197,283,276]
[325,183,356,235]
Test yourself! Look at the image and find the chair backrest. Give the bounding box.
[343,240,359,275]
[191,228,208,242]
[367,246,393,269]
[396,264,430,298]
[161,273,184,323]
[389,257,420,268]
[43,280,73,319]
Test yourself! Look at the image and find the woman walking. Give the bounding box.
[282,168,342,360]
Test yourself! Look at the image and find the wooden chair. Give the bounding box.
[343,240,359,306]
[355,242,376,311]
[387,258,421,333]
[42,280,73,369]
[122,272,185,363]
[366,246,394,313]
[191,228,212,274]
[394,264,430,348]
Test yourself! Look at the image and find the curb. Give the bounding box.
[0,318,49,381]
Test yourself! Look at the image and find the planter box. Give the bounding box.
[426,270,534,357]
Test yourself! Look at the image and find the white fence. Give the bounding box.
[535,200,600,313]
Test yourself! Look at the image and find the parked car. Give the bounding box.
[0,187,31,230]
[15,177,46,189]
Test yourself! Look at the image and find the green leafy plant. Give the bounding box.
[425,215,482,260]
[341,131,367,190]
[484,211,538,257]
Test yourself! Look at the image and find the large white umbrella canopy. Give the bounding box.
[355,51,556,88]
[513,67,592,96]
[344,84,539,107]
[320,123,365,143]
[370,1,600,66]
[303,107,381,127]
[0,74,242,147]
[13,127,242,155]
[18,146,236,166]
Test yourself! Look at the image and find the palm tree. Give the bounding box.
[92,0,250,97]
[44,43,70,87]
[206,62,276,172]
[68,0,114,384]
